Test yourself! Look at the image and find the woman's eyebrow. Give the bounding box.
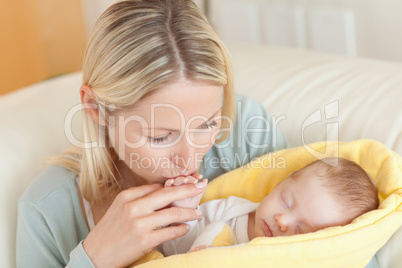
[150,107,223,132]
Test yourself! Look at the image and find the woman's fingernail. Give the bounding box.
[195,209,202,216]
[186,224,190,230]
[195,182,206,188]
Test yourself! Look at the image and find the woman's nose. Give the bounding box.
[172,137,198,172]
[275,214,291,233]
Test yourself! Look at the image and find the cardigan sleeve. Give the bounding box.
[17,200,95,268]
[17,201,65,268]
[16,166,95,268]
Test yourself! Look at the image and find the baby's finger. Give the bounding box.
[193,173,203,180]
[184,176,198,184]
[165,179,174,187]
[200,178,208,185]
[173,176,187,185]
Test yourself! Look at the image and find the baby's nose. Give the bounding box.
[275,214,289,232]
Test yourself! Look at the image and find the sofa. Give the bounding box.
[1,43,401,267]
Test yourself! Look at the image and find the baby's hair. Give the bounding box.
[293,157,379,223]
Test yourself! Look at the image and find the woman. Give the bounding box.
[16,0,288,267]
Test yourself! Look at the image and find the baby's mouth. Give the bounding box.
[263,221,274,237]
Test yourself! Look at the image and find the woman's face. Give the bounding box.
[108,78,223,185]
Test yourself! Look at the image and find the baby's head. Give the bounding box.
[251,157,379,238]
[295,157,379,223]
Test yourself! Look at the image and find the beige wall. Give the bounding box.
[209,0,402,62]
[0,0,87,95]
[81,0,205,34]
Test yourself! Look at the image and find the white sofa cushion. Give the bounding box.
[229,43,402,155]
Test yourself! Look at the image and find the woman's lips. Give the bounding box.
[263,221,274,237]
[166,172,196,180]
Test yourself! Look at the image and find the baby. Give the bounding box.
[160,157,379,256]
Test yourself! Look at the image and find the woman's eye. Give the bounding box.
[200,120,218,130]
[148,121,218,144]
[148,132,173,144]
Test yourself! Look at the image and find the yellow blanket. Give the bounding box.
[136,140,402,267]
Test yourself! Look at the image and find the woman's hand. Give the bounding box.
[189,245,215,253]
[82,182,206,268]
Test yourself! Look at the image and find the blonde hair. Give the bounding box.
[293,157,379,223]
[51,0,235,204]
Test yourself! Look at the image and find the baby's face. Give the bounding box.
[252,167,348,238]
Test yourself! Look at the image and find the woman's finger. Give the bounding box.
[142,206,202,229]
[145,182,207,211]
[148,223,192,248]
[189,245,214,252]
[115,183,163,204]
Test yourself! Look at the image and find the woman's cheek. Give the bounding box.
[192,130,220,150]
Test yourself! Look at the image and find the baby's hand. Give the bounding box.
[165,174,207,209]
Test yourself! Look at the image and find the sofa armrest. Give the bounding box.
[0,72,83,268]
